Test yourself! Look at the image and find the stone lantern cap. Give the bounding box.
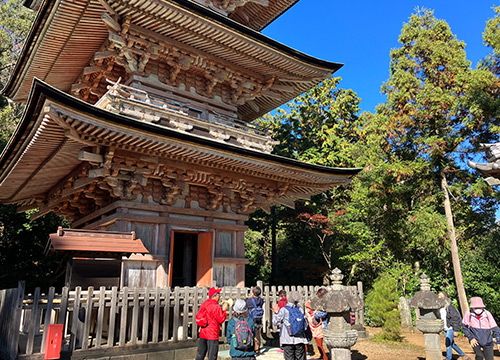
[409,274,447,310]
[310,268,364,312]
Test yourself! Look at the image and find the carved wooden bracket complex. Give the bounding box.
[71,16,280,110]
[38,148,290,221]
[194,0,269,14]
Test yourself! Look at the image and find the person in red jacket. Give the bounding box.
[195,287,229,360]
[277,289,287,309]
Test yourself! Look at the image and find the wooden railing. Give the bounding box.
[0,281,364,359]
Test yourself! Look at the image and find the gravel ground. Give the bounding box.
[219,327,500,360]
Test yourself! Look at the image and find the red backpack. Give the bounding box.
[196,307,208,328]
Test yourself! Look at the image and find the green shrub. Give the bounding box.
[366,273,402,341]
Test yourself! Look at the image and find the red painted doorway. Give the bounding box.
[169,231,212,287]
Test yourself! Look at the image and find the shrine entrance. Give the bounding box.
[170,231,213,287]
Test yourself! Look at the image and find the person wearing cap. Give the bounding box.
[226,299,256,359]
[438,291,470,360]
[272,290,309,360]
[462,296,500,360]
[195,287,229,360]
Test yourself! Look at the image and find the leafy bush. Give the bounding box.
[366,273,402,341]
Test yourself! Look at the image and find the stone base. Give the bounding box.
[422,333,442,360]
[329,347,351,360]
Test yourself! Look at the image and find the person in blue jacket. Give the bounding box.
[226,299,256,360]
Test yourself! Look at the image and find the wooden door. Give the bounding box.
[169,231,212,287]
[196,232,213,287]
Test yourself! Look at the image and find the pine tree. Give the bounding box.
[366,273,401,341]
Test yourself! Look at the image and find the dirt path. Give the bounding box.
[350,327,500,360]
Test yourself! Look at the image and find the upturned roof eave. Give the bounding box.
[256,0,300,31]
[3,0,343,101]
[2,0,54,99]
[0,79,361,192]
[170,0,339,69]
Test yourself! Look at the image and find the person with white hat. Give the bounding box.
[462,296,500,360]
[226,299,256,359]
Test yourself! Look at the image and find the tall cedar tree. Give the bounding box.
[479,5,500,132]
[378,9,495,314]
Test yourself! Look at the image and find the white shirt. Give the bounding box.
[439,306,452,331]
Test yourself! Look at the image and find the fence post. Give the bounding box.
[7,281,25,360]
[41,287,56,353]
[26,287,40,355]
[256,280,263,290]
[82,286,94,350]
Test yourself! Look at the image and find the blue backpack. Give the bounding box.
[286,305,306,336]
[249,298,264,321]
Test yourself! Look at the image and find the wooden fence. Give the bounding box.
[0,281,364,359]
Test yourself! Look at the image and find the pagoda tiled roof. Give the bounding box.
[4,0,342,121]
[0,79,361,212]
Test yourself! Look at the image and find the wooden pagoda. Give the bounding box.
[0,0,360,289]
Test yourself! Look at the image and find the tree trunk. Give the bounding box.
[441,173,468,316]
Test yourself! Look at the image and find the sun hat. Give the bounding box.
[288,291,301,304]
[234,299,248,314]
[470,296,485,308]
[209,287,222,298]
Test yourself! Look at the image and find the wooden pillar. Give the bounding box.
[236,264,245,287]
[65,259,73,288]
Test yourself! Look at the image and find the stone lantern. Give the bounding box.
[409,274,447,360]
[311,268,364,360]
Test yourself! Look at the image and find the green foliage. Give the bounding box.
[244,229,271,284]
[248,8,500,321]
[0,205,68,292]
[266,77,362,168]
[365,273,402,341]
[0,0,34,86]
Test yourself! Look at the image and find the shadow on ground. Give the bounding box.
[351,350,368,359]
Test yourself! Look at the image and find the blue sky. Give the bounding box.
[262,0,497,114]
